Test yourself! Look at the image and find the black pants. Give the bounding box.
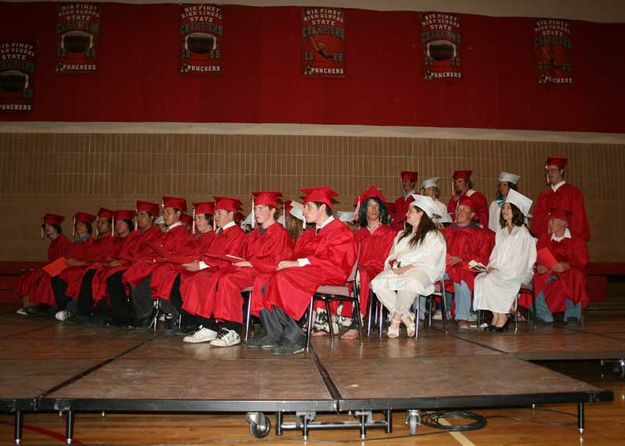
[76,269,96,315]
[107,271,132,326]
[131,275,154,322]
[259,306,306,346]
[51,276,70,310]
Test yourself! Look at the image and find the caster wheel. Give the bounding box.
[405,410,420,436]
[246,412,271,439]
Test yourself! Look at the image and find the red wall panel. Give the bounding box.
[0,2,623,132]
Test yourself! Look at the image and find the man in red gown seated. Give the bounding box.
[247,187,357,355]
[391,171,418,231]
[534,209,589,325]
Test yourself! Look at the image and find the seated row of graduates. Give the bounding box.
[17,183,588,353]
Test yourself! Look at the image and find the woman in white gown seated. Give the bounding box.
[371,195,446,338]
[473,189,537,332]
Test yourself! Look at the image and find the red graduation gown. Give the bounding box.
[391,194,415,231]
[65,234,119,300]
[534,232,589,312]
[150,229,216,300]
[90,226,162,305]
[180,224,246,315]
[194,223,294,323]
[447,190,489,229]
[251,218,357,321]
[442,223,494,292]
[57,237,94,298]
[531,183,590,241]
[17,234,73,306]
[122,225,193,288]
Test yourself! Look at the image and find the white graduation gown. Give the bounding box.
[473,225,537,313]
[371,230,447,296]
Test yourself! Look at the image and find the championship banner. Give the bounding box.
[534,19,573,85]
[302,7,345,78]
[180,4,223,74]
[421,13,462,80]
[0,42,36,113]
[56,3,100,73]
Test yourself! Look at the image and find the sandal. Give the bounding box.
[387,318,401,338]
[401,313,416,337]
[340,328,360,340]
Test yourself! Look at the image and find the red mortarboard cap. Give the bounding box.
[359,185,387,203]
[42,214,64,225]
[301,187,338,207]
[162,196,187,212]
[73,212,96,224]
[545,157,567,169]
[548,208,570,223]
[136,200,160,215]
[193,202,215,215]
[97,208,114,219]
[452,170,473,180]
[458,195,475,210]
[252,191,283,207]
[401,171,418,182]
[180,213,193,226]
[114,210,136,221]
[213,196,242,212]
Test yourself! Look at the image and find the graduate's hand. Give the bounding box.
[233,261,252,268]
[536,265,548,274]
[551,262,569,273]
[277,260,299,270]
[392,265,413,275]
[182,261,200,272]
[447,256,463,266]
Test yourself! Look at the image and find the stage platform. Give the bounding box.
[0,305,619,443]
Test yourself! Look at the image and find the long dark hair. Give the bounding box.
[400,207,439,247]
[499,202,525,228]
[358,197,389,227]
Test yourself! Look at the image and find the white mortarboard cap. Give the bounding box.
[505,189,533,217]
[421,176,439,189]
[439,212,453,224]
[409,194,440,219]
[498,172,521,185]
[336,211,354,223]
[155,215,165,225]
[241,211,253,228]
[289,201,304,221]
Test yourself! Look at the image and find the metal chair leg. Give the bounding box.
[244,292,252,341]
[306,298,314,351]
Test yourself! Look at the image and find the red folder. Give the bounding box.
[43,257,68,277]
[203,253,246,263]
[537,247,559,268]
[146,241,196,265]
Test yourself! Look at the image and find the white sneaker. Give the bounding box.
[55,310,73,321]
[210,328,241,347]
[182,326,218,344]
[16,308,28,316]
[432,310,442,320]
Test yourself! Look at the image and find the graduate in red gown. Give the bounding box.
[533,209,589,325]
[391,171,418,231]
[182,193,294,346]
[16,214,73,313]
[531,157,590,241]
[247,187,357,355]
[51,211,96,319]
[123,196,195,327]
[56,208,120,321]
[102,201,162,326]
[312,185,396,340]
[442,195,494,330]
[172,197,246,337]
[447,170,489,229]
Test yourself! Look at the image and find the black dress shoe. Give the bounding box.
[482,325,494,332]
[493,326,508,333]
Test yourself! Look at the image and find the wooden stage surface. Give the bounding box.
[0,304,622,444]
